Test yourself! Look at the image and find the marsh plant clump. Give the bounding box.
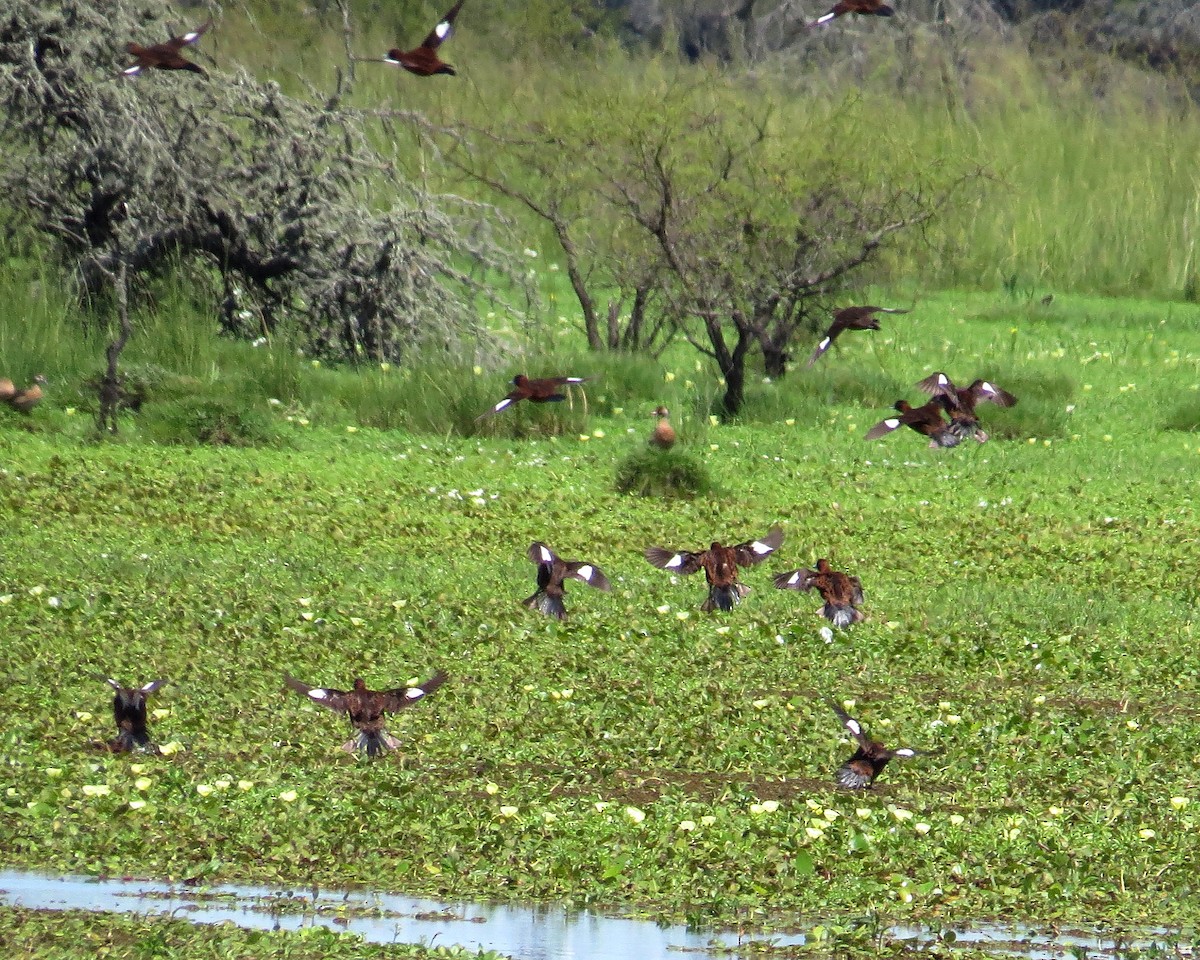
[615,446,714,498]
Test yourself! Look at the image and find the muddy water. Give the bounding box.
[0,868,1186,959]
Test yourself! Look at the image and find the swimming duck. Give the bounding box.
[806,306,908,366]
[645,527,784,612]
[0,374,47,413]
[98,677,168,753]
[285,672,447,757]
[649,406,676,449]
[478,374,588,419]
[916,372,1017,442]
[830,700,934,789]
[809,0,895,28]
[864,398,961,448]
[372,0,464,77]
[524,542,611,620]
[773,558,864,627]
[123,20,211,77]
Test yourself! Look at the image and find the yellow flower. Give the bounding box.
[949,814,965,826]
[700,815,717,827]
[914,822,931,835]
[678,820,697,832]
[238,780,254,791]
[81,784,111,797]
[45,768,62,779]
[498,805,519,818]
[1139,828,1156,840]
[805,826,824,840]
[128,799,147,811]
[625,806,646,824]
[196,784,214,797]
[135,777,152,792]
[485,782,500,795]
[1170,797,1189,811]
[279,789,298,803]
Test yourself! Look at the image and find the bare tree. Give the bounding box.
[0,0,520,372]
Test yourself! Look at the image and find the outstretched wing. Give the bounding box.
[379,671,449,713]
[830,699,869,746]
[849,576,865,606]
[916,372,959,402]
[564,560,610,591]
[806,323,842,366]
[970,380,1017,408]
[166,19,212,52]
[419,0,465,51]
[644,546,704,576]
[285,675,349,713]
[732,526,783,567]
[864,415,905,440]
[527,542,558,566]
[773,568,816,591]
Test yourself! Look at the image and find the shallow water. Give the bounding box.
[0,868,1187,959]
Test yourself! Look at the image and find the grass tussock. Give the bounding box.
[615,446,713,498]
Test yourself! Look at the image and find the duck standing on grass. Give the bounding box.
[645,527,784,612]
[285,672,447,757]
[649,406,676,449]
[523,541,611,620]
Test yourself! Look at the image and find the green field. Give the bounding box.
[3,291,1199,950]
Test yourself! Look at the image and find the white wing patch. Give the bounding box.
[435,20,452,39]
[576,564,594,581]
[565,377,585,383]
[751,540,775,555]
[894,748,916,757]
[123,65,142,75]
[981,382,997,395]
[884,417,901,429]
[818,337,831,351]
[491,398,513,413]
[308,688,331,701]
[936,373,950,386]
[182,30,203,43]
[536,545,554,563]
[664,553,686,569]
[787,571,802,586]
[845,718,861,735]
[405,686,426,700]
[814,11,837,24]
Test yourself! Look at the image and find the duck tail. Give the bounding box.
[825,604,862,628]
[523,590,567,620]
[703,583,749,612]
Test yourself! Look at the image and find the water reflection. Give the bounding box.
[0,868,1187,960]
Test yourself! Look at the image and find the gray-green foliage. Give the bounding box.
[0,0,518,364]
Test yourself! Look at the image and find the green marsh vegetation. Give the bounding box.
[2,0,1200,951]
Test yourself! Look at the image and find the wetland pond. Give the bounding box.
[0,868,1187,960]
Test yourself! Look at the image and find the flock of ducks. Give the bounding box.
[118,0,902,81]
[97,674,929,789]
[70,3,953,789]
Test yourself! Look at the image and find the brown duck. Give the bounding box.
[477,374,588,419]
[649,406,676,449]
[806,306,908,366]
[370,0,465,77]
[645,527,784,612]
[864,398,961,448]
[917,372,1017,442]
[123,20,212,77]
[830,700,935,789]
[810,0,895,28]
[774,558,864,627]
[524,541,611,620]
[0,374,47,413]
[285,672,447,757]
[98,677,168,753]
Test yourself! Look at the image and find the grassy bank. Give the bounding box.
[2,291,1199,935]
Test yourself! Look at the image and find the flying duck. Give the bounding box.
[477,374,588,419]
[97,677,168,753]
[645,527,784,612]
[0,374,47,413]
[524,541,611,620]
[806,306,908,366]
[916,372,1017,442]
[830,700,934,789]
[285,672,447,757]
[809,0,895,28]
[123,20,212,77]
[371,0,465,77]
[864,398,961,448]
[773,558,864,627]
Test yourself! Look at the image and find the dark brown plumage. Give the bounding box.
[649,406,676,449]
[98,677,168,753]
[864,399,961,448]
[123,20,212,77]
[477,374,588,419]
[809,0,895,28]
[773,558,864,627]
[372,0,464,77]
[806,306,908,367]
[0,374,47,413]
[285,672,447,757]
[916,372,1017,442]
[523,542,611,620]
[830,700,934,789]
[645,527,784,612]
